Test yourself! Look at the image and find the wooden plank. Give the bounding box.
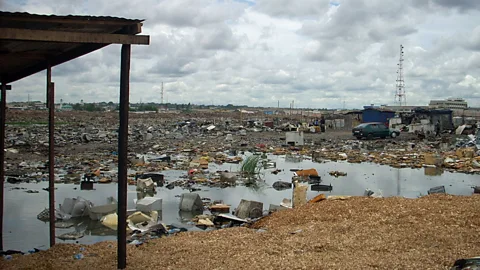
[3,43,107,83]
[0,28,149,45]
[2,15,143,27]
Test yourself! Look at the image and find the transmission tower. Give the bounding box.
[395,44,406,106]
[160,82,164,104]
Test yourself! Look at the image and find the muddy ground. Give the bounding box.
[1,195,479,269]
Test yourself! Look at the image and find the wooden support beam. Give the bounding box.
[47,67,55,248]
[0,28,150,45]
[117,44,131,270]
[0,83,6,251]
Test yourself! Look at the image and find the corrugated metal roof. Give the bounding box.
[0,11,143,23]
[0,11,147,83]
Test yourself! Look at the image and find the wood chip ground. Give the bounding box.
[2,195,480,269]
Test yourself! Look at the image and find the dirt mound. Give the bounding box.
[2,195,479,269]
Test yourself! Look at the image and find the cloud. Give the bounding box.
[2,0,480,108]
[430,0,480,12]
[254,0,331,18]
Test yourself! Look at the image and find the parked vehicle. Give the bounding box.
[352,122,400,139]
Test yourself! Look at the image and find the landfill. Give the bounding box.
[1,110,480,268]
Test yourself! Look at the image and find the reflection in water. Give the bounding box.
[285,154,303,163]
[424,167,444,176]
[396,169,401,196]
[243,179,268,194]
[4,155,480,251]
[58,217,117,237]
[137,189,156,200]
[178,210,203,222]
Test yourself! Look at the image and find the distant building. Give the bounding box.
[60,104,73,111]
[381,105,429,113]
[362,108,395,124]
[429,98,468,109]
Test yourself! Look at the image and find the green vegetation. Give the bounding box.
[130,104,158,112]
[240,155,262,177]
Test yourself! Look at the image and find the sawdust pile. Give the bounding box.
[2,195,480,269]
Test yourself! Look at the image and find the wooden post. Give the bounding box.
[47,66,56,247]
[118,44,131,270]
[0,83,7,251]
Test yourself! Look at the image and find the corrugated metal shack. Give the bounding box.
[412,108,454,131]
[362,108,395,124]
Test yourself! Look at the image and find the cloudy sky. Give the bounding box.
[2,0,480,109]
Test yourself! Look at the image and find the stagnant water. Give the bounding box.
[3,154,479,251]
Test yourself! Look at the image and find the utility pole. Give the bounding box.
[160,82,164,104]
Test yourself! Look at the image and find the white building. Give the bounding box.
[429,98,468,109]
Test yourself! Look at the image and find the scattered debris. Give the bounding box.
[428,186,446,195]
[311,184,332,192]
[135,197,162,213]
[235,199,263,219]
[308,193,326,203]
[272,181,292,190]
[179,193,204,212]
[329,171,347,177]
[57,231,84,241]
[295,168,318,177]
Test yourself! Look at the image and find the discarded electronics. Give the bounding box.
[285,131,304,146]
[428,185,446,194]
[235,199,263,219]
[135,197,163,213]
[80,177,94,190]
[179,193,203,212]
[101,213,118,230]
[136,173,165,186]
[88,197,118,221]
[59,197,93,219]
[137,178,155,192]
[101,211,159,232]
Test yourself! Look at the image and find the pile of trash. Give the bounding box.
[312,139,480,174]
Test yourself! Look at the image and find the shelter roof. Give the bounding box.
[0,11,149,83]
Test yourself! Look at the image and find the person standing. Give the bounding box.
[435,121,441,137]
[320,116,326,133]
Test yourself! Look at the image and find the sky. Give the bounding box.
[1,0,480,109]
